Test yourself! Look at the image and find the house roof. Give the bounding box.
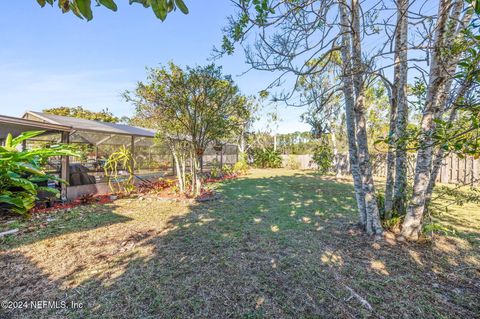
[2,111,236,148]
[24,111,156,138]
[0,114,71,139]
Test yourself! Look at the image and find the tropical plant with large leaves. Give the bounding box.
[0,131,78,215]
[36,0,188,21]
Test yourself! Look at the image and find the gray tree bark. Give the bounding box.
[351,0,383,235]
[338,0,367,227]
[384,81,396,216]
[391,0,410,217]
[401,0,468,240]
[331,128,341,178]
[424,79,470,208]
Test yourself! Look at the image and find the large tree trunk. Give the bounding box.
[391,0,410,217]
[401,0,458,240]
[338,0,367,227]
[351,0,383,235]
[354,93,384,235]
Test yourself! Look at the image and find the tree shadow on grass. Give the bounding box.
[1,171,479,318]
[0,203,131,250]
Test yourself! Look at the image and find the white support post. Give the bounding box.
[130,136,135,173]
[60,132,70,201]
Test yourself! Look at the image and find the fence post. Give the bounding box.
[473,158,479,186]
[130,136,135,173]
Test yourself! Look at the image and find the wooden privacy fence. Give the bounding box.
[280,154,480,185]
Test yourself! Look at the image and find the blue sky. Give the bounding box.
[0,1,310,134]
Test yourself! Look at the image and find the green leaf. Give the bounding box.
[59,0,70,12]
[76,0,93,21]
[11,131,45,147]
[37,0,47,7]
[0,195,25,209]
[98,0,118,11]
[5,133,12,148]
[130,0,149,7]
[70,1,85,18]
[166,0,174,11]
[151,0,167,21]
[174,0,188,14]
[37,186,60,196]
[9,176,37,193]
[14,162,45,176]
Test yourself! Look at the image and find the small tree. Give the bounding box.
[125,63,250,196]
[312,140,333,175]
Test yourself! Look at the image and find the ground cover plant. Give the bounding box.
[1,169,478,318]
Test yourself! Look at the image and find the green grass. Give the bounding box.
[0,169,479,318]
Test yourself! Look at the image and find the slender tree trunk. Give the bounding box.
[402,0,453,240]
[188,146,202,196]
[402,0,473,240]
[171,147,184,193]
[338,0,366,227]
[351,0,383,235]
[384,86,396,216]
[424,4,473,207]
[392,0,410,217]
[424,81,469,208]
[194,156,202,195]
[239,130,246,155]
[331,128,341,178]
[180,154,186,192]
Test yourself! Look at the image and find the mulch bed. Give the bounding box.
[30,194,114,215]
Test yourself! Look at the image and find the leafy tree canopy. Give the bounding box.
[125,62,252,195]
[36,0,188,21]
[126,63,250,148]
[43,106,120,123]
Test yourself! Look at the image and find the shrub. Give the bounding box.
[0,131,78,216]
[210,165,221,178]
[382,216,403,232]
[222,164,234,175]
[312,143,333,175]
[233,160,249,175]
[252,148,282,168]
[286,155,300,170]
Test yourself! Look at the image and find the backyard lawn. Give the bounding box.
[1,169,479,318]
